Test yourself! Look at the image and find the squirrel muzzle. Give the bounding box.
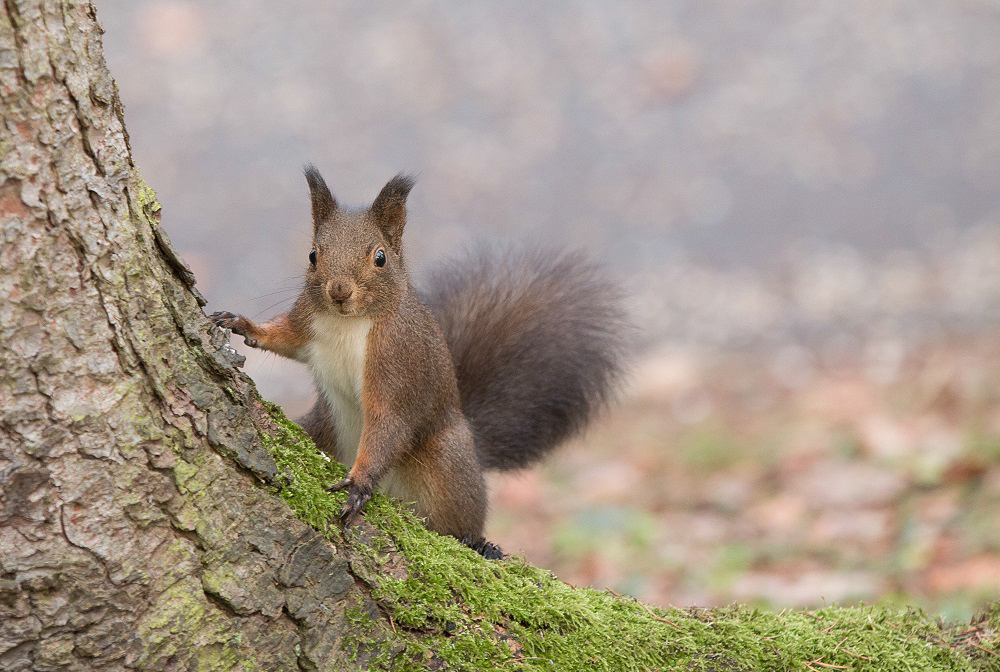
[326,278,357,312]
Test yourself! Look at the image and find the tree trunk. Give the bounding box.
[1,2,996,671]
[0,1,363,669]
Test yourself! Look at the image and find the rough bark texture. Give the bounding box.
[0,2,366,669]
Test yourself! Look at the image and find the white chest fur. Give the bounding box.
[305,313,372,467]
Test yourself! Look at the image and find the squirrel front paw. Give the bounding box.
[328,477,373,526]
[209,311,259,348]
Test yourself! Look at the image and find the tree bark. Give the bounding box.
[0,1,365,669]
[2,2,997,671]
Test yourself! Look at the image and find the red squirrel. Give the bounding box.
[211,167,627,558]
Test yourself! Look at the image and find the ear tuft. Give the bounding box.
[304,164,337,227]
[370,173,415,249]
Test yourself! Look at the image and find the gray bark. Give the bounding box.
[0,2,367,669]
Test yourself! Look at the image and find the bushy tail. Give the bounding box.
[421,248,629,471]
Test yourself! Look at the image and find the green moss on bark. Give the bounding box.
[135,173,162,226]
[137,576,255,671]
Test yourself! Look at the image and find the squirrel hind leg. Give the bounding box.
[298,398,339,456]
[387,418,490,542]
[462,536,505,560]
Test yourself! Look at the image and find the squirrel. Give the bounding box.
[210,167,627,558]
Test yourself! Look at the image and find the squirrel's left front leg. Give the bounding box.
[328,413,409,526]
[210,311,309,362]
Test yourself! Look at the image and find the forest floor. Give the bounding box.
[487,333,1000,623]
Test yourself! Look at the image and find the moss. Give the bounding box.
[134,173,162,225]
[257,401,991,671]
[137,576,250,671]
[258,401,347,533]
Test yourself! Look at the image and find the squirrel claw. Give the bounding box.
[462,536,506,560]
[209,311,247,336]
[327,477,352,492]
[209,310,235,325]
[340,486,372,527]
[329,478,372,527]
[210,311,261,348]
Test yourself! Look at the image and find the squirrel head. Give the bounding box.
[302,166,415,319]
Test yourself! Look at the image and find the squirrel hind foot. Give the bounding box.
[462,536,505,560]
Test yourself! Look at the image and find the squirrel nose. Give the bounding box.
[326,279,354,303]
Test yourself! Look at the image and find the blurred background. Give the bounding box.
[95,0,1000,619]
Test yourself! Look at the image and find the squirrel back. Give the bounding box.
[421,248,629,471]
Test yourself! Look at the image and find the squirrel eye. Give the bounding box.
[309,248,317,266]
[374,248,386,267]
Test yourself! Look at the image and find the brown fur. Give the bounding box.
[211,167,628,558]
[355,291,489,537]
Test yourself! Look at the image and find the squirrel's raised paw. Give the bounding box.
[209,310,243,331]
[209,311,258,347]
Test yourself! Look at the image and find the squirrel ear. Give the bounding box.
[370,173,415,250]
[304,165,337,229]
